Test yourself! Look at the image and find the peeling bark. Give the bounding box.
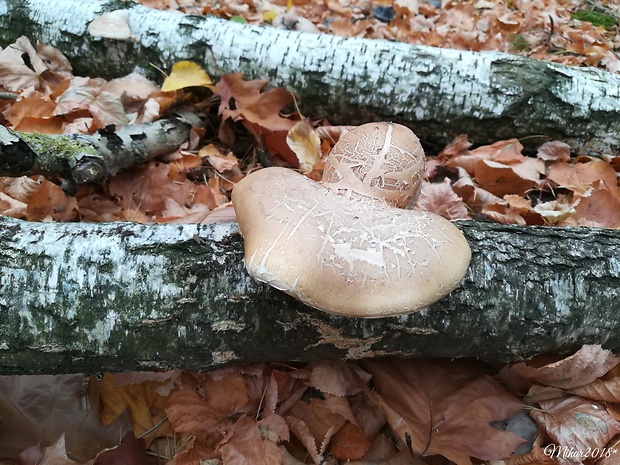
[0,216,618,374]
[0,116,191,188]
[1,0,620,155]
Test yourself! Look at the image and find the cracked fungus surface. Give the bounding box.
[235,168,470,317]
[322,122,425,208]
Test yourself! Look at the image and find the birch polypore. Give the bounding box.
[233,123,471,317]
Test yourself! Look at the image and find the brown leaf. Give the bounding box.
[25,178,78,221]
[36,435,80,465]
[511,345,620,389]
[349,392,386,439]
[474,159,539,197]
[531,396,620,458]
[218,415,283,465]
[0,375,131,461]
[537,141,571,163]
[286,398,347,460]
[570,376,620,403]
[16,443,43,465]
[8,92,56,127]
[214,73,295,132]
[329,422,370,460]
[199,144,240,173]
[546,158,618,196]
[0,37,57,91]
[482,202,527,225]
[437,134,472,160]
[414,179,469,219]
[258,414,290,442]
[107,162,197,215]
[284,415,322,464]
[308,360,364,397]
[165,372,249,434]
[359,358,525,464]
[93,432,149,465]
[565,181,620,228]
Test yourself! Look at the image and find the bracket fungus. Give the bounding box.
[232,122,471,318]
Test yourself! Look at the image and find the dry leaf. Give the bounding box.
[166,372,249,434]
[161,61,214,92]
[546,158,618,196]
[474,159,539,197]
[329,422,370,460]
[511,345,620,389]
[218,415,283,465]
[100,374,173,442]
[286,120,321,172]
[359,358,525,464]
[414,179,469,219]
[565,181,620,228]
[214,73,296,133]
[531,396,620,459]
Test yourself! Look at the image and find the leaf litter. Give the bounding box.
[0,3,619,464]
[1,346,619,464]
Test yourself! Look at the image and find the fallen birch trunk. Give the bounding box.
[0,215,618,374]
[1,0,620,155]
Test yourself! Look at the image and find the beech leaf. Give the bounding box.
[161,61,214,92]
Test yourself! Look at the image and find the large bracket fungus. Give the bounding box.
[232,123,471,317]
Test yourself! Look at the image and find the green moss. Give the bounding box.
[17,132,100,176]
[571,9,616,29]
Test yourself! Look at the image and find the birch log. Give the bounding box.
[0,116,191,188]
[0,215,618,375]
[1,0,620,156]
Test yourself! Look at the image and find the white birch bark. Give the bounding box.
[0,216,618,374]
[1,0,620,155]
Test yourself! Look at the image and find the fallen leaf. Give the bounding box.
[359,358,525,464]
[161,61,214,92]
[92,432,149,465]
[218,415,283,465]
[308,360,364,397]
[0,37,57,91]
[214,73,296,133]
[474,159,539,197]
[25,178,78,221]
[166,372,249,434]
[564,181,620,228]
[546,158,618,196]
[286,120,321,172]
[329,422,370,460]
[100,374,173,442]
[0,375,131,461]
[36,435,80,465]
[537,141,571,162]
[530,396,620,458]
[511,345,620,389]
[414,179,469,219]
[570,375,620,403]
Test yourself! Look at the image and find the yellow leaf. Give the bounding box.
[161,61,214,92]
[262,10,278,22]
[286,120,321,172]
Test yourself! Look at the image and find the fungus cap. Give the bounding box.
[233,166,470,317]
[233,123,472,317]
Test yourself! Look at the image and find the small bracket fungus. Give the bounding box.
[232,122,471,318]
[87,10,134,41]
